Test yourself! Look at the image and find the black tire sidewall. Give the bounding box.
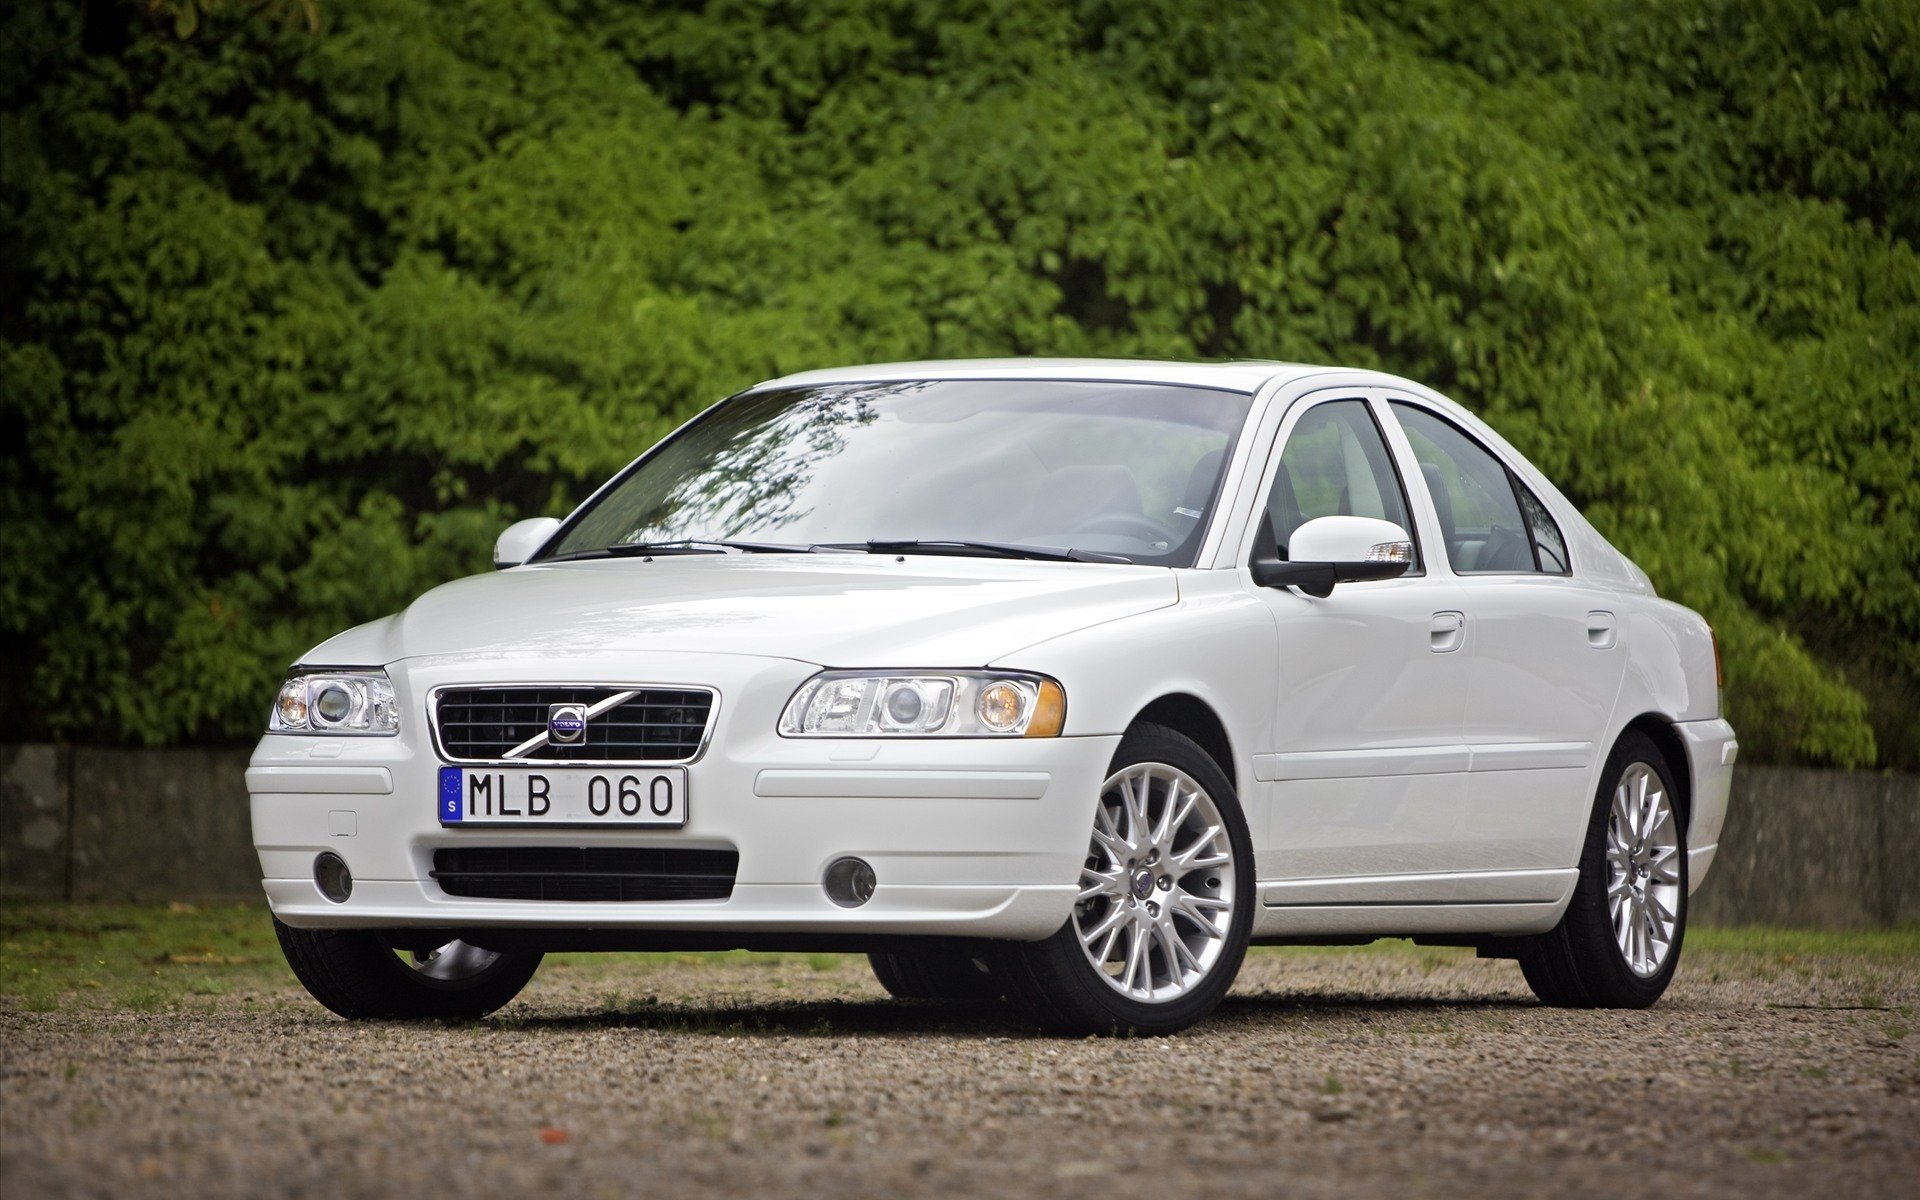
[1567,733,1689,1005]
[275,920,542,1020]
[1016,723,1256,1035]
[868,949,1000,1001]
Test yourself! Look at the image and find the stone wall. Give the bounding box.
[1685,766,1918,928]
[2,744,259,903]
[2,744,1914,925]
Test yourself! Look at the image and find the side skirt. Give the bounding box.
[1250,868,1577,942]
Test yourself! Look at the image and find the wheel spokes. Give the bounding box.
[1091,807,1130,864]
[1171,825,1229,875]
[1122,924,1148,992]
[1078,902,1128,948]
[1123,770,1153,844]
[1154,788,1198,850]
[1072,761,1237,1003]
[1612,783,1636,842]
[1078,865,1123,903]
[1604,763,1682,979]
[1171,891,1229,938]
[406,939,501,982]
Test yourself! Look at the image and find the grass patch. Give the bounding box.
[1688,926,1920,959]
[0,902,860,1013]
[6,900,1913,1015]
[0,901,291,1013]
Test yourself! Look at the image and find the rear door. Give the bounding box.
[1383,398,1628,871]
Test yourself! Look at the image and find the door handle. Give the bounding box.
[1587,610,1618,649]
[1429,611,1465,654]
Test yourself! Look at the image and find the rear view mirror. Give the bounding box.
[1249,515,1413,597]
[494,517,561,569]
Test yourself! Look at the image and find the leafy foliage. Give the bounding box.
[3,0,1914,765]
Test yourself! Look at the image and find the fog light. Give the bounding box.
[823,857,875,908]
[314,852,353,903]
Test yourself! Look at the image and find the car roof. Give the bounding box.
[748,358,1343,394]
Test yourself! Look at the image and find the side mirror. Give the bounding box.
[493,517,561,569]
[1249,515,1414,597]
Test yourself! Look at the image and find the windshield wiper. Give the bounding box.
[546,538,1131,564]
[835,539,1133,564]
[542,539,816,563]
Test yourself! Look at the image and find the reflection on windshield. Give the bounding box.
[624,385,891,539]
[549,380,1254,567]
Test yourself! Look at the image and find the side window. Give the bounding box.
[1268,399,1420,572]
[1514,483,1570,574]
[1390,403,1561,574]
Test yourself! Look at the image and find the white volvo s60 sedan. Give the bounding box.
[250,359,1737,1034]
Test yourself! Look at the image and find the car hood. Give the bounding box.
[302,555,1180,669]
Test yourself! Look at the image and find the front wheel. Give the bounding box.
[1519,732,1688,1007]
[992,723,1255,1036]
[274,920,543,1019]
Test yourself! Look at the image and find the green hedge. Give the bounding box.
[3,0,1915,765]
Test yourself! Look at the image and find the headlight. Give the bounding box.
[270,669,400,736]
[780,671,1066,737]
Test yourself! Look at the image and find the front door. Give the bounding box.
[1248,394,1473,886]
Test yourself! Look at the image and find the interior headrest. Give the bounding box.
[1179,448,1225,513]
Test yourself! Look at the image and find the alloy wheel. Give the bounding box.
[393,937,503,984]
[1605,762,1682,977]
[1073,763,1236,1002]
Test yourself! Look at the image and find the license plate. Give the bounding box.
[437,766,688,827]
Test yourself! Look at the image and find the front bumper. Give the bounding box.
[249,651,1117,942]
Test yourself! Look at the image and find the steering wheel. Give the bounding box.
[1069,512,1181,546]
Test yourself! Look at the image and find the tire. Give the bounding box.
[274,919,543,1020]
[1520,731,1688,1008]
[867,950,1001,1002]
[991,723,1255,1036]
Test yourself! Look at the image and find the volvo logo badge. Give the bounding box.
[548,703,589,745]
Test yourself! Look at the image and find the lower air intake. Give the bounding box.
[431,846,738,902]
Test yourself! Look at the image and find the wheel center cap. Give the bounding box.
[1131,868,1156,901]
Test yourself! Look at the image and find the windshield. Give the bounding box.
[545,379,1254,566]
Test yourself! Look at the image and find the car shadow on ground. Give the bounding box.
[490,989,1538,1038]
[1211,991,1539,1029]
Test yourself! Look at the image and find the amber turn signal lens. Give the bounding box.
[1024,680,1066,737]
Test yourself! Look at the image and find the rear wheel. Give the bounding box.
[992,723,1254,1036]
[1520,732,1687,1007]
[867,950,1000,1001]
[274,920,542,1019]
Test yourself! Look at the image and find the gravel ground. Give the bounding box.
[4,943,1917,1199]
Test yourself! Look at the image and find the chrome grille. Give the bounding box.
[432,686,714,763]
